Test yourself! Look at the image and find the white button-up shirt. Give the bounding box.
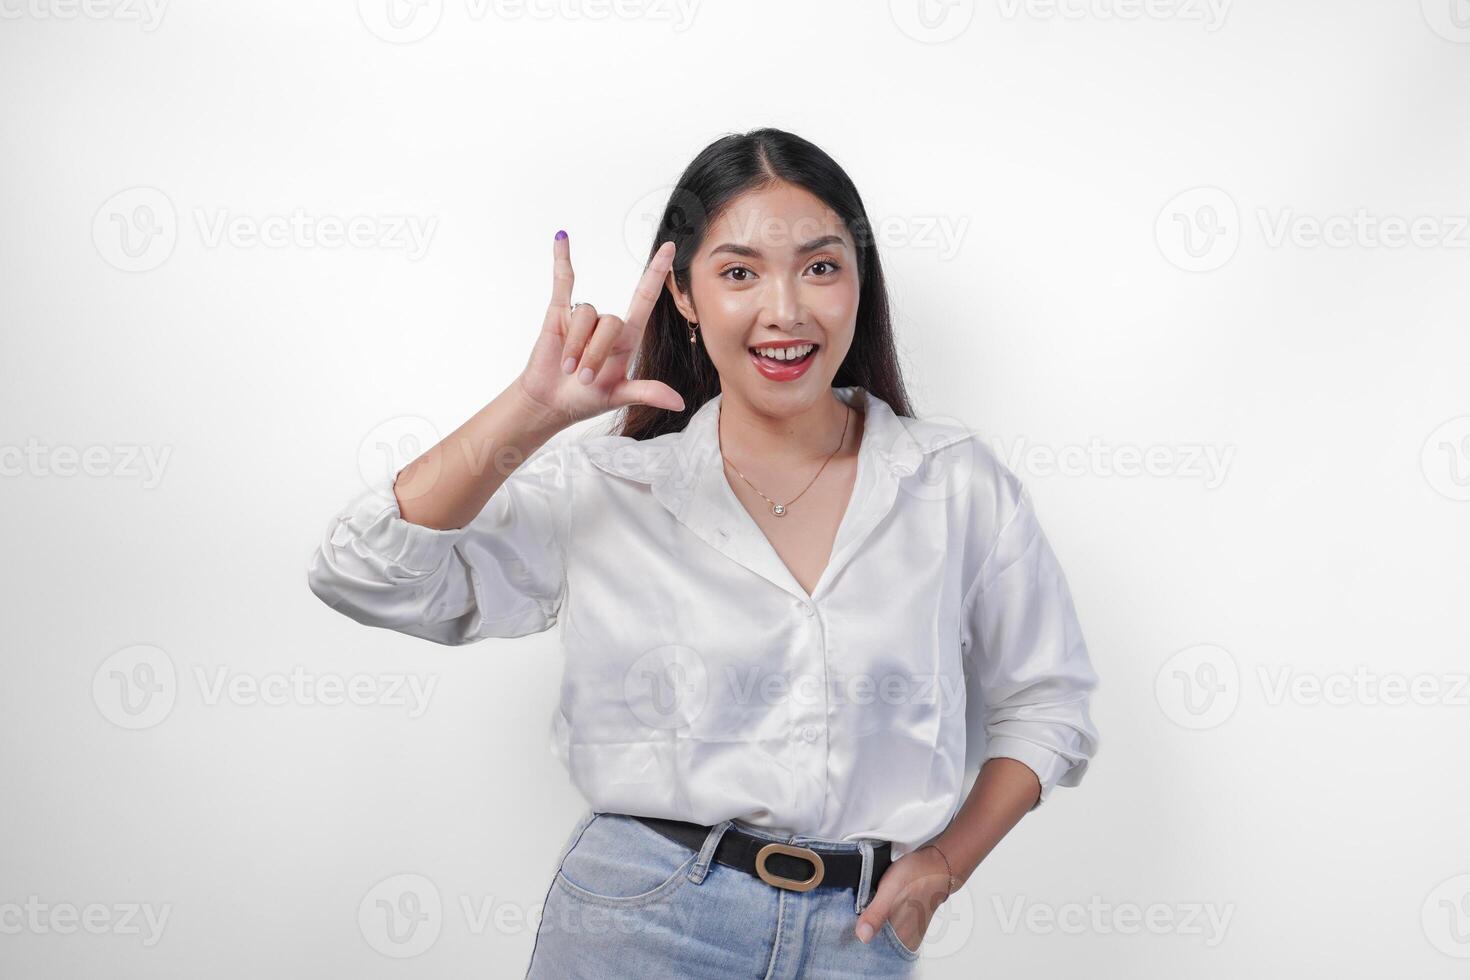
[307,385,1100,858]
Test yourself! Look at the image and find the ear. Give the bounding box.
[665,270,697,323]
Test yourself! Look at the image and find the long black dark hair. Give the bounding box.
[614,127,915,441]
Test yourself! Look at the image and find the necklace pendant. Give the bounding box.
[771,503,786,517]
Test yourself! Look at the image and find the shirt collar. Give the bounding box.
[582,385,969,602]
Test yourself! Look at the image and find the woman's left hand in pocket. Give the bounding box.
[854,845,953,952]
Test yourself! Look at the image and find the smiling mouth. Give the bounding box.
[748,343,819,366]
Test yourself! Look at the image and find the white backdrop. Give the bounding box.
[3,1,1469,977]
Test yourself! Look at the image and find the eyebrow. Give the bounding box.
[708,235,848,259]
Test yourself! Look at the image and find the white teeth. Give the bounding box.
[751,343,815,361]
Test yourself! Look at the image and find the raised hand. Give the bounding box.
[515,232,685,430]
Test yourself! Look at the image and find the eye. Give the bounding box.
[808,259,841,277]
[719,265,756,283]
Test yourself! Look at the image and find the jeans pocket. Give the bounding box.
[553,813,699,909]
[881,918,921,960]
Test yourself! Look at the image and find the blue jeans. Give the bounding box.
[525,810,920,978]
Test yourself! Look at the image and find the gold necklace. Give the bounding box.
[718,400,851,517]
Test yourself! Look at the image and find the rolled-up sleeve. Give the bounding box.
[306,441,569,645]
[960,474,1100,810]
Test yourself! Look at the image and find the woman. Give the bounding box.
[307,128,1101,978]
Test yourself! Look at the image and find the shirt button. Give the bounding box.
[796,600,814,617]
[801,725,819,742]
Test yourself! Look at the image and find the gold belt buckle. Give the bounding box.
[754,842,825,892]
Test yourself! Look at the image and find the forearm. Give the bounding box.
[923,757,1040,888]
[394,380,566,531]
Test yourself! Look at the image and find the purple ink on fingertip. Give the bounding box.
[555,230,567,240]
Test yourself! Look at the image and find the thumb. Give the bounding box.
[854,881,897,944]
[609,379,686,414]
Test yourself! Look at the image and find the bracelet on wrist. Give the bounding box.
[919,843,958,897]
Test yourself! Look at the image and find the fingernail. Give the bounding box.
[562,357,576,374]
[555,230,567,241]
[578,366,595,384]
[856,922,874,943]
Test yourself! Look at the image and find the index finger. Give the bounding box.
[549,230,575,310]
[622,240,676,336]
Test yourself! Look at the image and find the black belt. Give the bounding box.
[632,814,893,893]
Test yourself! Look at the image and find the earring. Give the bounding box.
[688,321,699,346]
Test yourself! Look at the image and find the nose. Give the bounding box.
[760,272,807,332]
